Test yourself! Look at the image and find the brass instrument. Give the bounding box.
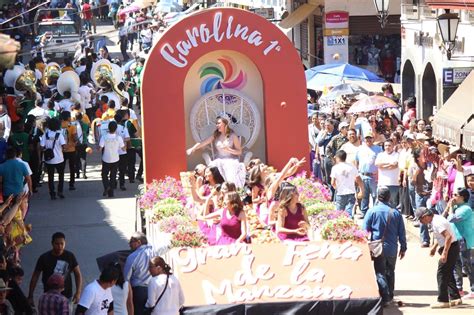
[14,70,37,96]
[91,59,125,105]
[57,71,80,102]
[43,62,61,87]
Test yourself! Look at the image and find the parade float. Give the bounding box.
[138,7,382,314]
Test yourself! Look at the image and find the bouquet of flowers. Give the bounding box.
[308,209,349,231]
[170,225,207,248]
[306,202,336,216]
[157,215,192,234]
[287,172,332,207]
[138,177,187,211]
[320,216,368,242]
[150,198,187,223]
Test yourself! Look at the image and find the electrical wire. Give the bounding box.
[0,1,51,25]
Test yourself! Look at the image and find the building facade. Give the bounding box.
[400,0,474,119]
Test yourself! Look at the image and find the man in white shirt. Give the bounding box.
[375,139,400,208]
[99,121,125,198]
[340,128,360,166]
[114,113,130,191]
[330,150,364,218]
[57,91,76,112]
[416,207,461,309]
[28,99,48,120]
[78,78,92,114]
[308,113,320,178]
[0,105,11,141]
[76,265,119,315]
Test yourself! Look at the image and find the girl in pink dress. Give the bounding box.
[276,183,310,242]
[200,191,247,245]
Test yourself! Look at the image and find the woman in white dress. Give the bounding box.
[187,116,246,188]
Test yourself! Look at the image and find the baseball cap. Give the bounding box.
[415,207,433,220]
[365,130,374,138]
[339,121,349,130]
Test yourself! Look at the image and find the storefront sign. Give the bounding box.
[324,11,348,64]
[323,28,349,36]
[250,8,274,20]
[443,67,473,86]
[169,241,378,306]
[325,11,349,29]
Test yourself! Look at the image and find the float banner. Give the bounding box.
[169,241,381,313]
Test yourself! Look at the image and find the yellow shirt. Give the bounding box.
[101,109,116,121]
[61,122,77,152]
[71,109,91,125]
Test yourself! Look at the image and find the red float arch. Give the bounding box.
[141,8,308,182]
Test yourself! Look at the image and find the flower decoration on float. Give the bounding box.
[199,56,247,95]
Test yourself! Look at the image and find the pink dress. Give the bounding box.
[278,203,309,241]
[198,185,219,245]
[217,209,243,245]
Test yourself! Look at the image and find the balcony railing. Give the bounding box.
[419,5,437,19]
[401,3,419,20]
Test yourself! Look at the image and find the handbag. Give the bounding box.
[368,208,393,259]
[44,133,60,162]
[143,275,169,315]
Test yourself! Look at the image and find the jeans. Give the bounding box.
[384,256,398,300]
[408,182,416,211]
[386,185,399,209]
[373,255,391,302]
[361,176,377,216]
[415,193,430,244]
[454,240,474,293]
[335,194,356,218]
[132,286,148,315]
[312,158,322,181]
[46,162,65,196]
[101,161,118,191]
[437,241,461,302]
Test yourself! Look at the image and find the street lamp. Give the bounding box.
[437,11,460,60]
[373,0,390,28]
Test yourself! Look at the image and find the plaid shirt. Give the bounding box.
[38,290,69,315]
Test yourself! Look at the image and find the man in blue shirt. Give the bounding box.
[364,187,407,305]
[445,187,474,299]
[355,131,383,217]
[0,147,31,198]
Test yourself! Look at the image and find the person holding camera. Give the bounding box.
[40,118,66,200]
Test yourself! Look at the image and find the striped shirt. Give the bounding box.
[38,290,69,315]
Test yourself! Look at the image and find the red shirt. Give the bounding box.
[82,3,92,20]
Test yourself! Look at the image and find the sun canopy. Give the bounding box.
[433,70,474,146]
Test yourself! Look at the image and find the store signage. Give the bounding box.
[443,67,473,86]
[160,12,283,68]
[323,28,349,36]
[325,11,349,29]
[250,8,274,20]
[327,36,346,46]
[170,241,379,306]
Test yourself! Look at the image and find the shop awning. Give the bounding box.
[463,119,474,151]
[425,0,474,10]
[279,4,317,29]
[433,71,474,146]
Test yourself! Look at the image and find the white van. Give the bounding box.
[34,8,82,60]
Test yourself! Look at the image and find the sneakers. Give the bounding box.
[450,298,462,307]
[421,242,430,248]
[413,221,420,227]
[430,302,450,308]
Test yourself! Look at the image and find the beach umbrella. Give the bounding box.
[347,95,398,114]
[306,63,385,91]
[319,83,368,104]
